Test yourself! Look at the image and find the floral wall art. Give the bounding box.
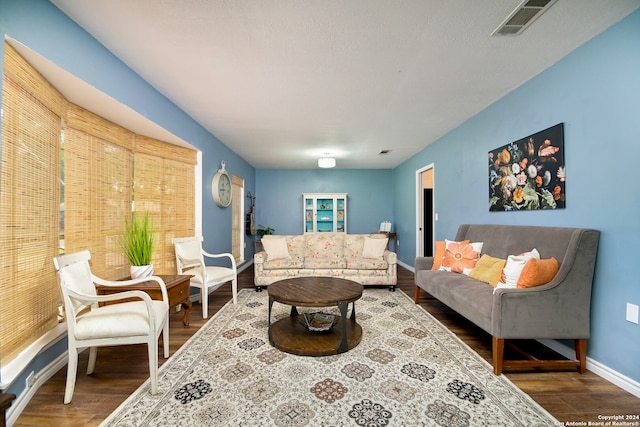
[489,123,565,211]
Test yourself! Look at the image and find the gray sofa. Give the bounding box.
[414,224,600,375]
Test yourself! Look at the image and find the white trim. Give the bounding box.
[397,259,414,272]
[0,323,67,390]
[237,258,253,274]
[539,339,640,398]
[415,163,434,259]
[6,351,69,427]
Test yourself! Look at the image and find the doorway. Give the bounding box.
[416,164,434,258]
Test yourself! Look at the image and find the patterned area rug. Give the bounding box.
[101,288,557,426]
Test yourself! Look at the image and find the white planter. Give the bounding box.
[130,264,154,279]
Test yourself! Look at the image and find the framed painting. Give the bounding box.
[489,123,565,211]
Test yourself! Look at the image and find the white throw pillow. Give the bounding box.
[261,236,291,260]
[495,248,540,290]
[362,236,388,259]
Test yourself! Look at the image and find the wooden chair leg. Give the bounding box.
[575,339,587,374]
[414,285,421,303]
[492,337,504,375]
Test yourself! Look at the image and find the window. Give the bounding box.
[0,43,64,364]
[0,42,196,365]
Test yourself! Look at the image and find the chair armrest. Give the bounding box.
[92,275,169,305]
[68,288,154,307]
[415,257,434,271]
[201,250,237,271]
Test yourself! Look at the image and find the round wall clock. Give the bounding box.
[212,161,232,207]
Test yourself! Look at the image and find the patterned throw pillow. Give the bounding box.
[439,240,483,275]
[431,240,470,270]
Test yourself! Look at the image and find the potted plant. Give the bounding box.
[256,224,275,239]
[120,211,155,278]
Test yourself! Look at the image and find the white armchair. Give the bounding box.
[53,250,169,404]
[172,236,238,318]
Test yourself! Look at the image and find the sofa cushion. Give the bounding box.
[439,240,483,274]
[517,257,559,288]
[346,257,389,270]
[416,270,493,333]
[362,236,388,259]
[305,233,345,259]
[345,234,387,258]
[303,257,347,269]
[262,258,304,270]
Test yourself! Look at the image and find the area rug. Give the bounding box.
[101,288,558,427]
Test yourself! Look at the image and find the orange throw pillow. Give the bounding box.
[431,240,470,270]
[431,241,446,270]
[517,257,559,288]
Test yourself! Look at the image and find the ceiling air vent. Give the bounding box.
[491,0,557,37]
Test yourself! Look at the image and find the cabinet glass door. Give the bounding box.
[305,198,314,232]
[336,197,345,232]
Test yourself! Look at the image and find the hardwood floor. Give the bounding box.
[14,266,638,426]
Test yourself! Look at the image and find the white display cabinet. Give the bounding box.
[303,193,347,233]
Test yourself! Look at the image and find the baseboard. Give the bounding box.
[6,352,68,426]
[237,259,253,274]
[539,339,640,398]
[397,259,414,272]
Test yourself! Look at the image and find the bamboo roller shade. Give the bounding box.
[0,43,64,364]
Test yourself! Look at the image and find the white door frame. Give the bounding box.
[415,163,434,258]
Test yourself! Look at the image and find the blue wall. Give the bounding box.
[255,169,393,237]
[393,10,640,383]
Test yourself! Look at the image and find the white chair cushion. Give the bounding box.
[190,266,236,285]
[73,300,167,340]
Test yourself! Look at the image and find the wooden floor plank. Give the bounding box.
[14,265,638,426]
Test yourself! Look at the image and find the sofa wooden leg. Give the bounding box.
[414,285,421,303]
[492,337,504,375]
[575,339,588,374]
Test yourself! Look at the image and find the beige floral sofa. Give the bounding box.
[254,233,397,289]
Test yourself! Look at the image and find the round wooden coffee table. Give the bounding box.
[267,277,364,356]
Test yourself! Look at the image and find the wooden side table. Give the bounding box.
[96,274,193,326]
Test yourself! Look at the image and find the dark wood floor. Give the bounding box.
[14,266,638,426]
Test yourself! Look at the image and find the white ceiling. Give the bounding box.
[48,0,639,169]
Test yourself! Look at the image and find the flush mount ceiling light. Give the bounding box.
[318,154,336,168]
